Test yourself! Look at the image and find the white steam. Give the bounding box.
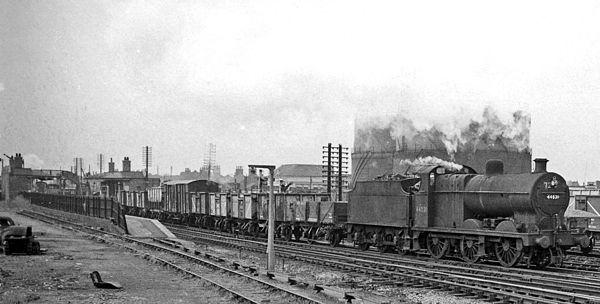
[397,156,464,172]
[355,106,531,158]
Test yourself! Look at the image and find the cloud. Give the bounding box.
[23,154,45,169]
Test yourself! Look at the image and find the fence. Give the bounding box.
[22,192,127,232]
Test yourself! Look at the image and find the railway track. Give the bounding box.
[163,222,600,274]
[18,210,334,304]
[167,224,600,304]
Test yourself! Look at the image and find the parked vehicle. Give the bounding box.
[0,216,41,255]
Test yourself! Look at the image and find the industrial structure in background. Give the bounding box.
[142,146,152,180]
[203,143,216,181]
[97,153,105,174]
[322,144,349,200]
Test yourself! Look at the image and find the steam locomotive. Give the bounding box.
[347,158,592,267]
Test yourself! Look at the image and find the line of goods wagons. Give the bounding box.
[121,180,347,235]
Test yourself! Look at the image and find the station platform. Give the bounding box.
[125,215,176,238]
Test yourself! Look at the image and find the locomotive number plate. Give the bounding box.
[545,194,561,200]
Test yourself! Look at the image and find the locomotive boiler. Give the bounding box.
[346,158,591,267]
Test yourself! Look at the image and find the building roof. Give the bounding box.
[163,179,205,185]
[275,164,323,178]
[88,171,147,180]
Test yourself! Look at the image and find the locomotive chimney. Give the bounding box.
[485,159,504,176]
[533,158,548,173]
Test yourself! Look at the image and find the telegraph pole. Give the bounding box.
[323,144,348,200]
[337,144,348,200]
[249,164,276,270]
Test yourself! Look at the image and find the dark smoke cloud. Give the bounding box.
[354,106,530,158]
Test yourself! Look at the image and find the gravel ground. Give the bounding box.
[0,204,240,304]
[193,238,488,304]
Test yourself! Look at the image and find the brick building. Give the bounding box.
[86,157,160,197]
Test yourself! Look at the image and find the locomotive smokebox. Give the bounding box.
[533,158,548,173]
[485,159,504,176]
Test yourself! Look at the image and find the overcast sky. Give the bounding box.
[1,1,600,181]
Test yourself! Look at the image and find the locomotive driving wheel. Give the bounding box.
[426,235,449,259]
[459,238,480,264]
[494,238,522,267]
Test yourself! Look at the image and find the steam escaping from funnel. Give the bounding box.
[354,106,530,159]
[398,156,464,173]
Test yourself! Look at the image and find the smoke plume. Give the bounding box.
[354,106,530,159]
[397,156,464,172]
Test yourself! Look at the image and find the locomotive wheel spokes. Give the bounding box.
[460,238,480,264]
[427,235,449,259]
[495,238,522,267]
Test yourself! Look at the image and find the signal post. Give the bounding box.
[249,164,276,270]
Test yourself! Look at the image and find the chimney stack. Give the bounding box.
[533,158,548,173]
[108,158,115,173]
[122,157,131,172]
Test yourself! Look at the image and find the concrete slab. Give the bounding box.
[125,216,176,238]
